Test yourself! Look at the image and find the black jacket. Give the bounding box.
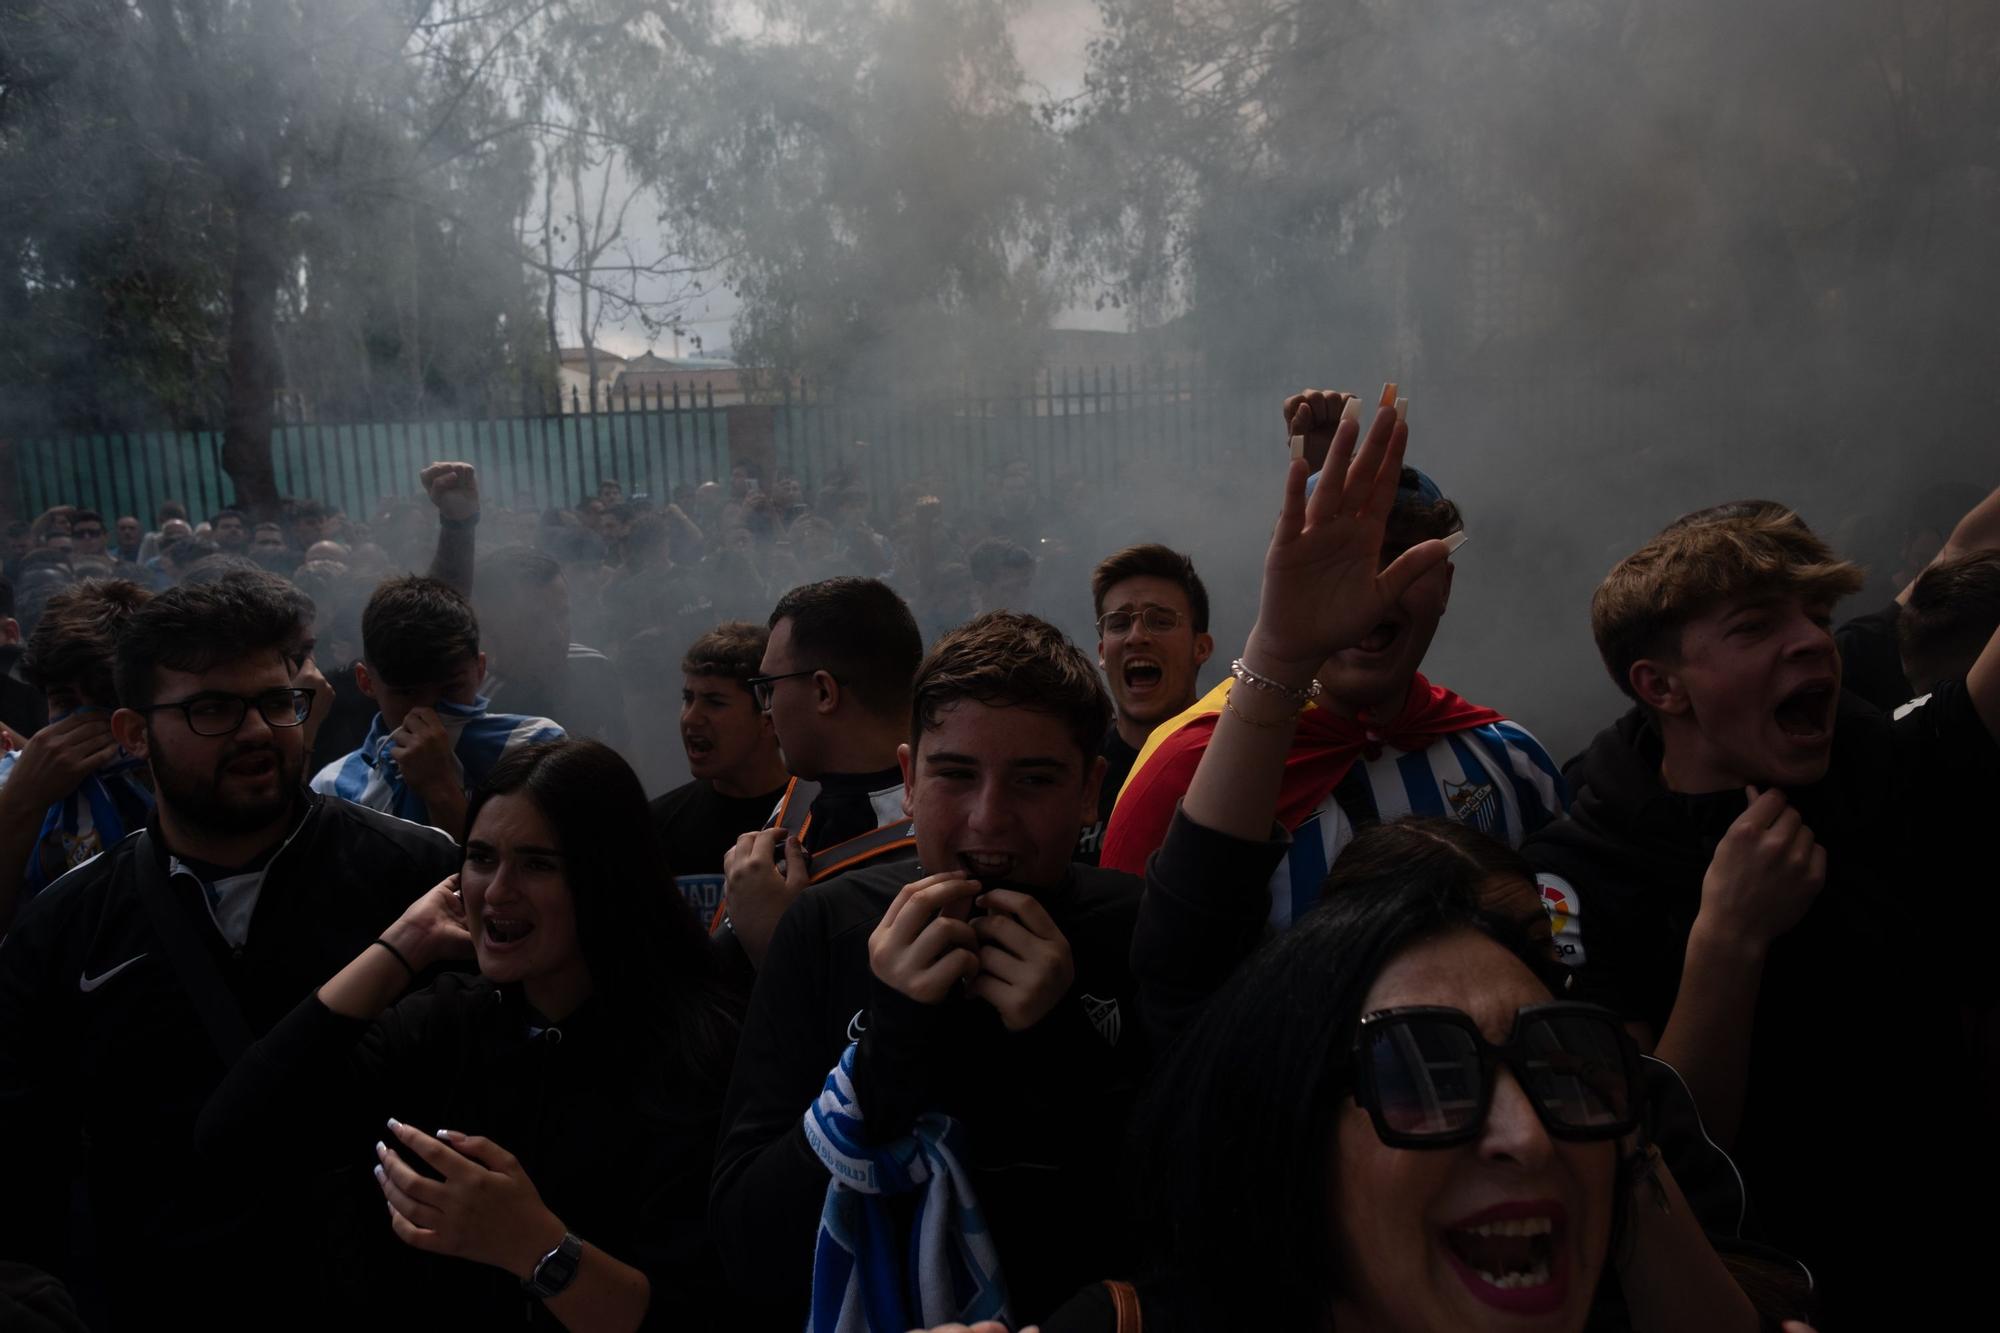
[0,793,459,1328]
[1524,682,2000,1328]
[197,973,730,1330]
[710,856,1147,1328]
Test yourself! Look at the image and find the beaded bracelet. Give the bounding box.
[1229,657,1322,709]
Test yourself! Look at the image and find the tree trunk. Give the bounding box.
[221,194,284,520]
[570,150,601,412]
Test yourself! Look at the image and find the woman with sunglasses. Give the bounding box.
[1038,397,1772,1330]
[1040,863,1756,1333]
[198,739,738,1331]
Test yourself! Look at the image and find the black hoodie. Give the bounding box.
[709,855,1146,1329]
[1524,679,2000,1328]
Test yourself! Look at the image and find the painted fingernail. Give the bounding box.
[1288,433,1306,461]
[375,1140,387,1156]
[386,1117,401,1131]
[1442,531,1469,553]
[1378,381,1398,408]
[372,1164,385,1182]
[1395,396,1409,424]
[1339,397,1362,424]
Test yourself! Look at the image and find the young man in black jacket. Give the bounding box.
[1524,500,2000,1329]
[711,611,1145,1329]
[649,620,791,922]
[720,577,925,966]
[0,576,460,1327]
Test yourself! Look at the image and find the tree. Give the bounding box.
[0,0,722,514]
[674,0,1060,392]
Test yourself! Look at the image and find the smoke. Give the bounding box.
[7,0,1996,771]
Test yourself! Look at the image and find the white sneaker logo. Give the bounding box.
[78,954,148,992]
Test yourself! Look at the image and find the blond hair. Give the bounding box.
[1592,502,1864,701]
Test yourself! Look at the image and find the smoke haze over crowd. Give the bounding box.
[3,0,1995,766]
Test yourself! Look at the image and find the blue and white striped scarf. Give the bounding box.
[802,1042,1010,1333]
[308,695,564,826]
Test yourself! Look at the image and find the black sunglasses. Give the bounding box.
[1352,1002,1641,1149]
[744,668,823,711]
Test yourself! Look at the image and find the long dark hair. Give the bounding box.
[464,739,736,1090]
[1133,825,1558,1331]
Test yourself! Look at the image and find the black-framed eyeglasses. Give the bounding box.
[744,669,821,711]
[136,687,316,737]
[1352,1002,1641,1149]
[1096,605,1186,637]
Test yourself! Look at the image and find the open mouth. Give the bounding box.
[483,917,535,947]
[1354,621,1401,655]
[956,851,1015,881]
[1440,1205,1566,1314]
[1121,657,1164,693]
[684,733,715,757]
[1773,681,1836,741]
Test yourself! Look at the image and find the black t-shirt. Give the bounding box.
[649,777,788,922]
[1833,599,1911,711]
[1523,682,2000,1328]
[1075,726,1142,866]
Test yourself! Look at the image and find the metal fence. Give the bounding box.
[9,384,733,521]
[769,366,1283,516]
[5,362,1791,525]
[8,367,1286,522]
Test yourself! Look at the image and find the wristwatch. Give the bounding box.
[522,1231,584,1299]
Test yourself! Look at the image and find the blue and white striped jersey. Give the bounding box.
[310,695,565,828]
[1266,721,1568,928]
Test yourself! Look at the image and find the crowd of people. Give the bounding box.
[0,385,1995,1333]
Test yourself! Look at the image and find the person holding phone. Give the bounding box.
[199,739,737,1330]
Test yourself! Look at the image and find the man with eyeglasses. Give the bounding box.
[1102,389,1566,926]
[719,577,924,967]
[0,574,461,1326]
[1076,544,1215,865]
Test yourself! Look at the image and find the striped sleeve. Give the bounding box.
[1467,722,1568,832]
[311,750,369,803]
[453,714,567,791]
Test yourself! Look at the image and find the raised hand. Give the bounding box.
[419,461,481,523]
[1246,386,1448,681]
[1280,388,1354,473]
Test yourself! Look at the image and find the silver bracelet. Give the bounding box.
[1230,657,1322,708]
